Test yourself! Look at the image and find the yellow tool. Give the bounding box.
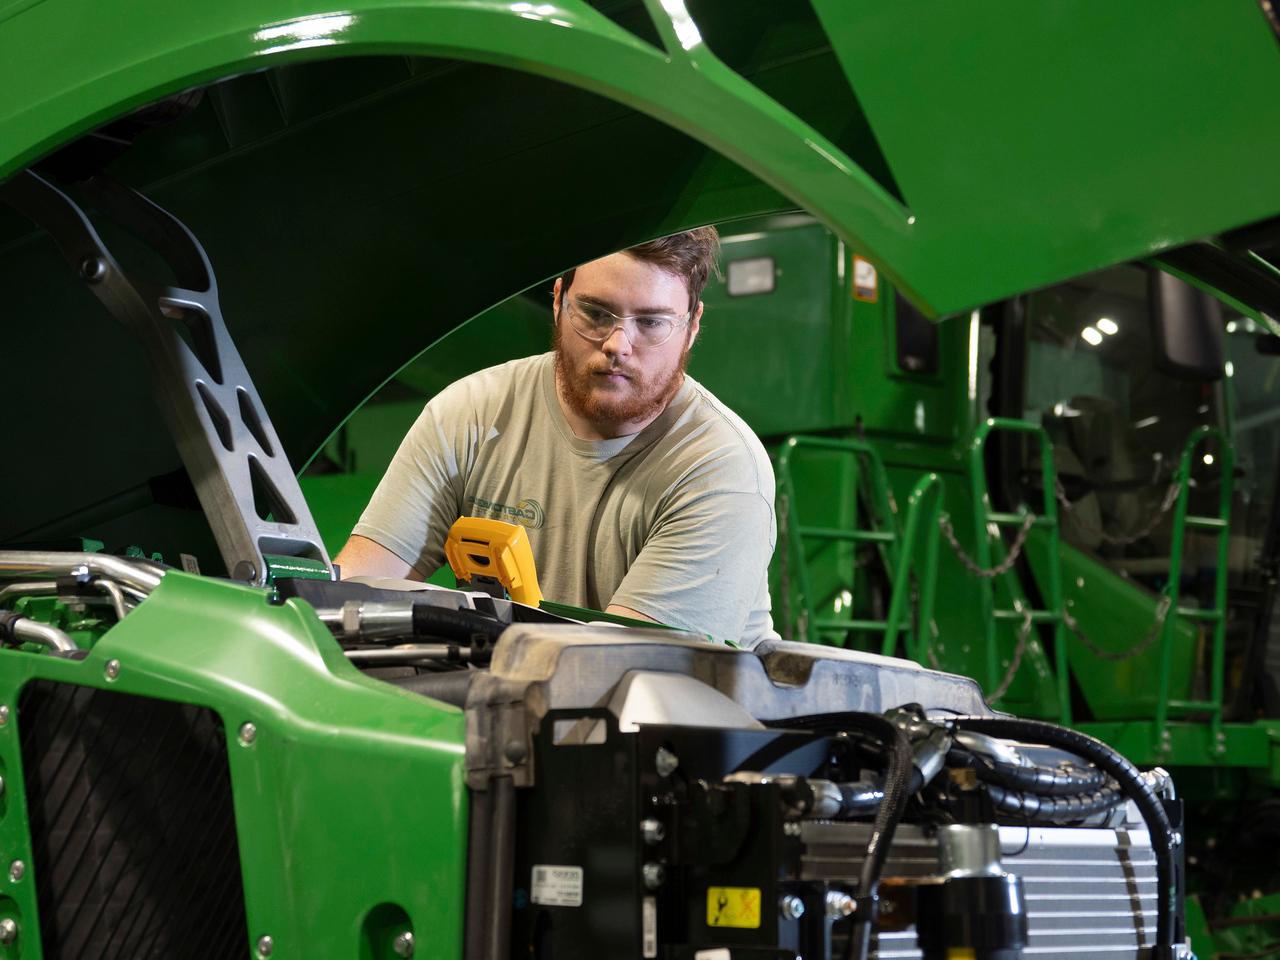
[444,516,543,606]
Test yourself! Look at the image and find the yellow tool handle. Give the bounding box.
[443,516,543,606]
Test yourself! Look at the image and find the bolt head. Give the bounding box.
[825,891,855,919]
[0,917,16,944]
[642,862,666,890]
[393,931,415,957]
[238,722,258,746]
[79,257,107,283]
[256,934,274,957]
[641,818,666,845]
[104,659,121,680]
[8,861,23,883]
[654,746,679,778]
[779,894,806,921]
[0,705,9,726]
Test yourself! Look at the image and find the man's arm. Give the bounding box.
[334,534,418,580]
[606,603,658,623]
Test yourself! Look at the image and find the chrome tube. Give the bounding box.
[12,618,78,654]
[93,579,130,620]
[344,645,460,662]
[0,552,164,595]
[0,581,57,605]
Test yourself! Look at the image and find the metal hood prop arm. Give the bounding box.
[1,170,332,584]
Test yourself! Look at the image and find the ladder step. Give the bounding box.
[1167,699,1220,713]
[986,512,1055,527]
[1176,607,1222,621]
[813,618,890,632]
[798,526,895,544]
[1185,516,1228,531]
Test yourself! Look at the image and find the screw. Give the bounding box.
[104,659,121,680]
[0,705,9,726]
[256,934,274,957]
[0,918,15,944]
[393,931,415,957]
[825,891,855,919]
[8,861,23,883]
[238,722,258,746]
[780,894,806,921]
[654,746,679,777]
[79,257,107,283]
[642,862,666,890]
[641,818,666,845]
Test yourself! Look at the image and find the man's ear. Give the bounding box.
[687,300,704,349]
[552,276,563,317]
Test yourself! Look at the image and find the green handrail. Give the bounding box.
[967,417,1068,720]
[777,435,923,650]
[1153,426,1235,755]
[890,473,944,662]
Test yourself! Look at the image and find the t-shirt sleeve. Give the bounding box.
[609,489,775,644]
[350,396,469,578]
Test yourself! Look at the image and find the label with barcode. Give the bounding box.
[642,896,657,958]
[531,865,583,907]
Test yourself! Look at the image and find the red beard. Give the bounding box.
[553,324,689,429]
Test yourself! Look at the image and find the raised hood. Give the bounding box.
[2,0,1280,564]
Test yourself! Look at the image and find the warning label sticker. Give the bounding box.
[706,886,762,929]
[531,865,583,907]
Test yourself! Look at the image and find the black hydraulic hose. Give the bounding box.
[464,786,493,960]
[951,717,1178,953]
[831,714,914,960]
[412,604,506,646]
[485,776,517,960]
[983,781,1125,823]
[951,745,1110,796]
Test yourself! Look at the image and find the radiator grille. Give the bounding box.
[18,681,248,959]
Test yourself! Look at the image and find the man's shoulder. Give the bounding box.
[656,375,774,491]
[433,352,550,408]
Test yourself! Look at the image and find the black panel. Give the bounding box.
[18,682,247,959]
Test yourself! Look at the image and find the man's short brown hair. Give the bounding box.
[560,226,721,310]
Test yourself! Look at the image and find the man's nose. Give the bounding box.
[601,323,634,356]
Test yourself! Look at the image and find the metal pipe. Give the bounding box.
[93,579,130,620]
[0,552,163,595]
[0,581,57,605]
[12,618,78,654]
[344,646,463,662]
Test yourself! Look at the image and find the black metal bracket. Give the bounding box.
[0,170,333,584]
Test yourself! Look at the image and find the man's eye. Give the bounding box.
[636,316,669,330]
[583,307,612,326]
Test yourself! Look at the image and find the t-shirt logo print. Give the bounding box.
[466,494,545,529]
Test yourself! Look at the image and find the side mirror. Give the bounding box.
[1149,270,1225,380]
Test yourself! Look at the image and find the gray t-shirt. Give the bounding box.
[353,353,779,646]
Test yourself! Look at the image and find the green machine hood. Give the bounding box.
[2,0,1280,561]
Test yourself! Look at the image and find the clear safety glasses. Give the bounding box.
[563,296,691,347]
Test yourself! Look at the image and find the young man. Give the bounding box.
[335,227,778,646]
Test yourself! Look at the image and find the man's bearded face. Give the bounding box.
[552,253,699,438]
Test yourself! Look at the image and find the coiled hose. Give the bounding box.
[951,717,1179,953]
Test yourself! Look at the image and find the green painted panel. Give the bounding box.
[0,571,468,957]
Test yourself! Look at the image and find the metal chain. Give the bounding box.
[984,603,1034,705]
[1053,478,1182,546]
[1062,594,1174,662]
[939,512,1036,579]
